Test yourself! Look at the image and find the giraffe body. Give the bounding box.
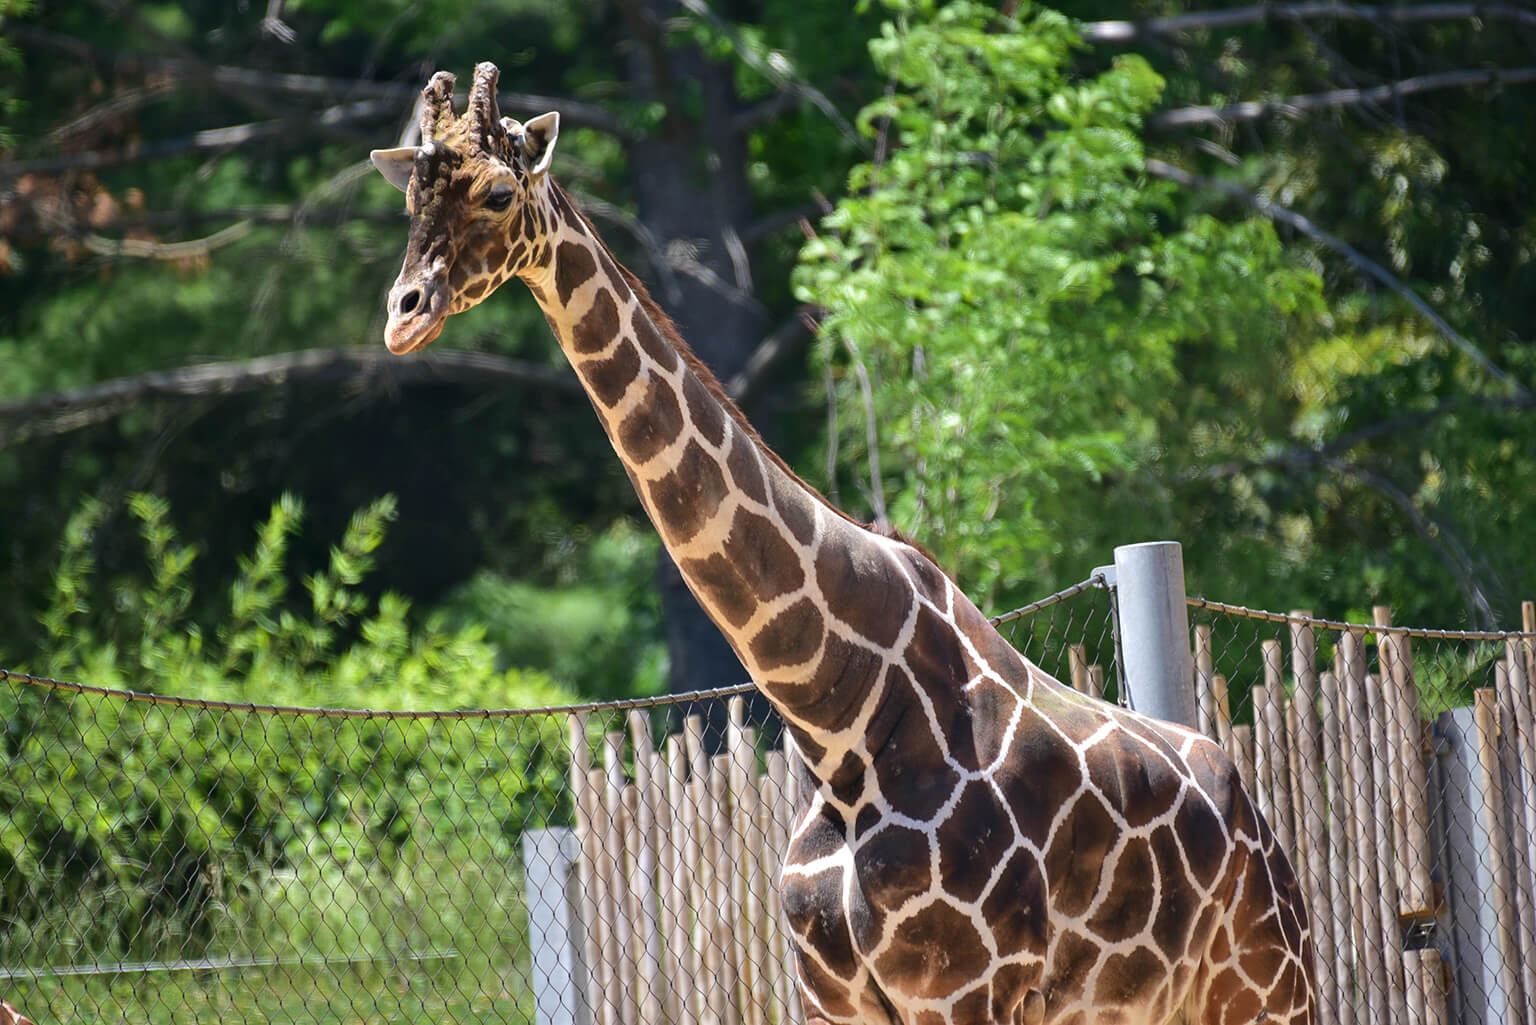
[372,63,1316,1025]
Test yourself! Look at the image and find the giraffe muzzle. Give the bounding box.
[384,276,448,354]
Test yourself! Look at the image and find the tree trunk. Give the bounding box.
[622,0,765,696]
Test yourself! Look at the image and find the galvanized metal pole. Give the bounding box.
[522,827,592,1025]
[1113,541,1197,729]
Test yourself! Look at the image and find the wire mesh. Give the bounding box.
[1187,598,1536,1025]
[0,580,1111,1025]
[3,583,1531,1024]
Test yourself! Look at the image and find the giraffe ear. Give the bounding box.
[521,112,559,177]
[369,147,418,193]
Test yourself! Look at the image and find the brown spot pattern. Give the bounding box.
[815,541,913,649]
[769,470,816,545]
[1001,718,1084,849]
[1085,837,1156,942]
[1093,946,1164,1007]
[571,287,619,354]
[1150,825,1199,957]
[631,307,681,373]
[936,782,1012,904]
[721,509,805,599]
[980,849,1048,957]
[583,337,640,407]
[645,440,728,545]
[726,438,768,504]
[680,552,755,628]
[617,378,683,464]
[682,372,726,447]
[852,823,932,940]
[1082,731,1181,829]
[748,596,824,672]
[780,632,886,731]
[554,240,597,305]
[871,696,958,821]
[1043,793,1116,917]
[875,900,989,999]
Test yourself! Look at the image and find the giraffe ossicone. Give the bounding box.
[374,61,1317,1025]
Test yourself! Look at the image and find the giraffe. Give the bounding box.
[371,63,1316,1025]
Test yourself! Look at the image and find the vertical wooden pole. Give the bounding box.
[1212,673,1233,754]
[569,713,608,1025]
[1373,609,1435,919]
[685,716,724,1025]
[779,731,804,1025]
[711,754,743,1025]
[1371,610,1410,903]
[664,736,696,1025]
[1320,668,1358,1025]
[1363,670,1409,1025]
[1500,642,1536,1020]
[1408,948,1449,1025]
[1289,613,1339,1025]
[604,732,639,1025]
[627,712,666,1025]
[1068,644,1090,696]
[1232,723,1256,797]
[1259,640,1297,856]
[727,698,767,1025]
[1340,631,1388,1025]
[591,765,619,1025]
[1194,624,1217,740]
[1284,700,1307,873]
[755,759,788,1024]
[763,750,793,1023]
[1252,681,1277,825]
[1474,685,1526,1017]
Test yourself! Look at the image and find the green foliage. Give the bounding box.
[439,518,668,697]
[796,1,1324,606]
[2,492,577,966]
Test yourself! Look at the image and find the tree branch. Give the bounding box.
[0,348,580,448]
[1145,158,1532,400]
[1150,67,1536,130]
[725,308,814,406]
[0,101,400,180]
[1202,448,1498,625]
[4,23,634,139]
[1084,3,1536,43]
[674,0,863,147]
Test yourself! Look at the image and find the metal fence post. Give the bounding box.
[1432,706,1513,1025]
[522,827,592,1025]
[1112,541,1197,729]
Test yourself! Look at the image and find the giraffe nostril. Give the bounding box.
[398,288,423,316]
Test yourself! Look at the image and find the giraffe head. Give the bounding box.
[370,62,560,354]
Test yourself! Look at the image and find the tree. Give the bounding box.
[798,0,1323,609]
[0,0,877,691]
[802,0,1536,628]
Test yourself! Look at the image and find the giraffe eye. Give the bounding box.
[484,185,515,211]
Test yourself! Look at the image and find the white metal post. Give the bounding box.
[1112,541,1197,729]
[523,826,592,1025]
[1432,707,1512,1025]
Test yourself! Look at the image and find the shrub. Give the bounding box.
[1,493,576,964]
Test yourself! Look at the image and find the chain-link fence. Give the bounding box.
[0,580,1532,1025]
[1187,598,1536,1025]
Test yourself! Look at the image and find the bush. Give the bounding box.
[1,493,577,965]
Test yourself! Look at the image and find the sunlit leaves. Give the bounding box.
[797,1,1321,605]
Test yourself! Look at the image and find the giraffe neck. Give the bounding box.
[517,185,947,777]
